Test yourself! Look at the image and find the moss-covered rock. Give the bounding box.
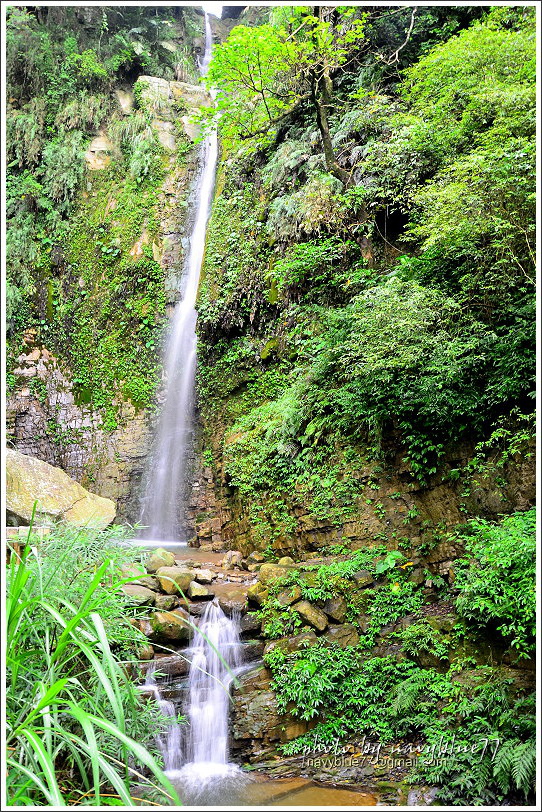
[146,548,175,572]
[121,584,156,606]
[6,449,115,529]
[155,566,194,594]
[148,609,191,641]
[292,600,328,632]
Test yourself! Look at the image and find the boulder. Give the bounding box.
[258,563,295,585]
[122,566,161,592]
[146,548,175,573]
[243,639,266,662]
[247,563,262,572]
[187,581,212,600]
[137,644,154,661]
[264,631,318,656]
[223,550,243,569]
[6,449,115,529]
[247,551,265,565]
[353,570,373,587]
[276,585,302,607]
[208,582,248,614]
[121,584,156,607]
[154,594,179,611]
[247,581,269,606]
[194,568,215,584]
[134,575,161,592]
[155,566,194,595]
[425,613,457,633]
[240,613,262,636]
[292,600,328,632]
[151,653,190,679]
[323,624,359,648]
[322,595,347,623]
[148,609,191,642]
[278,556,295,566]
[186,602,208,617]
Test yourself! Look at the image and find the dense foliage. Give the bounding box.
[197,5,535,548]
[6,5,202,424]
[261,510,536,805]
[454,510,536,658]
[6,523,180,806]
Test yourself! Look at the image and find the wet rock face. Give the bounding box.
[6,349,153,522]
[230,665,315,761]
[7,68,211,526]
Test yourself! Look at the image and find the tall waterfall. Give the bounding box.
[139,11,217,542]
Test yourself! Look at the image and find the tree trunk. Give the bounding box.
[311,70,350,186]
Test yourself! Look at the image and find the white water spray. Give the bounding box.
[139,12,217,542]
[144,600,249,803]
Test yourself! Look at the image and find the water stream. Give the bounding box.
[138,11,217,544]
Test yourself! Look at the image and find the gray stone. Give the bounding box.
[263,631,318,656]
[323,623,359,648]
[353,569,374,587]
[240,613,262,636]
[322,595,347,623]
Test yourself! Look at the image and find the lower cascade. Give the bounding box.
[144,599,251,804]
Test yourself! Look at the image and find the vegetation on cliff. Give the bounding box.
[258,509,536,804]
[6,6,203,427]
[197,4,535,551]
[194,5,536,805]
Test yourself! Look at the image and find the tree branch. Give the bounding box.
[380,7,417,65]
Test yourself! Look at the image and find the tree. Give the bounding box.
[206,6,368,185]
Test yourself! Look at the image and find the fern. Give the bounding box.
[509,740,536,797]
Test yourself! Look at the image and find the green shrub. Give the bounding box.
[5,521,181,806]
[453,510,536,657]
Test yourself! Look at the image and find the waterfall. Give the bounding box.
[142,664,183,773]
[137,14,252,804]
[183,599,242,768]
[139,11,218,543]
[144,600,249,803]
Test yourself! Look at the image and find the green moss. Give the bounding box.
[44,157,170,427]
